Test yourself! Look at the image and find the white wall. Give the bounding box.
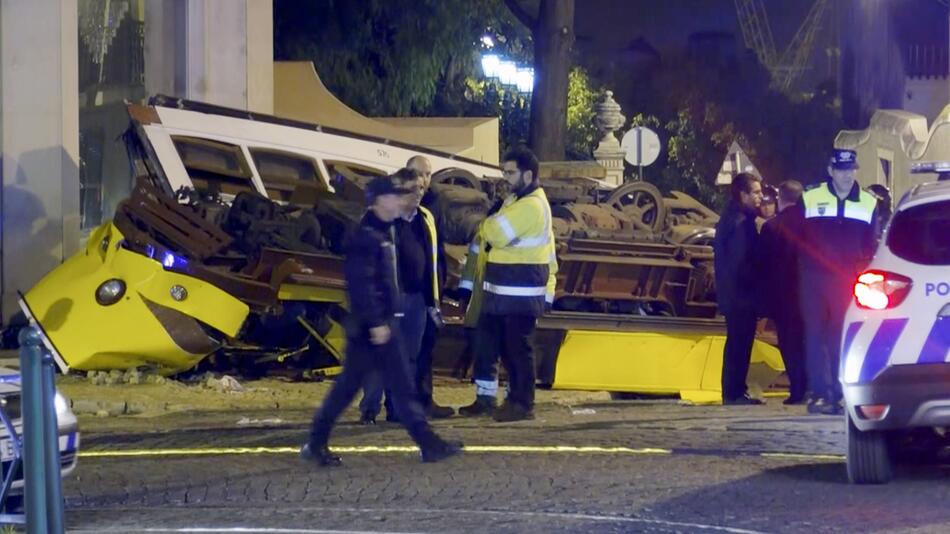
[904,77,950,124]
[1,0,81,323]
[145,0,273,113]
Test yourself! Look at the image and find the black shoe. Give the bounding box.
[426,403,455,419]
[384,412,400,424]
[723,394,764,406]
[783,395,806,406]
[359,413,376,425]
[421,439,464,463]
[458,395,496,417]
[492,402,534,422]
[807,398,843,415]
[300,443,342,467]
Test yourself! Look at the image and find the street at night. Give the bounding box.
[59,381,950,533]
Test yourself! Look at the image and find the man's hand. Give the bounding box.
[369,325,391,346]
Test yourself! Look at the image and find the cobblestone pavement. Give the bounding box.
[59,382,950,533]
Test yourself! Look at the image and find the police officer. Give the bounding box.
[799,149,877,415]
[301,173,462,466]
[358,164,453,422]
[457,147,557,422]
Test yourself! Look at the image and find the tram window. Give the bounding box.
[171,136,257,196]
[249,148,327,203]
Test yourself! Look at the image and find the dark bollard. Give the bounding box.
[41,352,65,533]
[17,325,64,534]
[18,326,49,534]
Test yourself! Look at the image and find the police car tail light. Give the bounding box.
[856,404,889,421]
[853,271,912,310]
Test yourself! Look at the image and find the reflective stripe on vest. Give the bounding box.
[803,183,876,223]
[482,282,548,297]
[418,206,440,302]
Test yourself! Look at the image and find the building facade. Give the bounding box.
[0,0,274,324]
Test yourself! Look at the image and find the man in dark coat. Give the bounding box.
[714,172,764,405]
[301,174,462,466]
[757,180,807,404]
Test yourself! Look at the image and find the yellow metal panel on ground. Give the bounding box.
[23,223,249,374]
[551,330,784,404]
[277,284,346,303]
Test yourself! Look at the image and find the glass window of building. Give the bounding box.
[78,0,146,231]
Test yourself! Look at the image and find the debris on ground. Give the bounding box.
[236,416,284,426]
[570,407,597,415]
[205,374,244,393]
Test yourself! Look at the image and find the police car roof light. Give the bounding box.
[854,270,912,310]
[911,161,950,174]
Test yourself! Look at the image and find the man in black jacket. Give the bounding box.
[757,180,806,404]
[714,172,764,405]
[301,174,462,466]
[359,162,454,422]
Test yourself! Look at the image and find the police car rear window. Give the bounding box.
[887,200,950,265]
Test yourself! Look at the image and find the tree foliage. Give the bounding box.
[274,0,515,116]
[617,52,843,210]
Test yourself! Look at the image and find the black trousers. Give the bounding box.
[309,330,431,448]
[775,309,806,401]
[722,309,757,401]
[801,275,851,404]
[473,313,538,410]
[359,293,427,417]
[415,317,438,407]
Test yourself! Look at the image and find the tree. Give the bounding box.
[503,0,575,160]
[274,0,513,116]
[621,51,843,211]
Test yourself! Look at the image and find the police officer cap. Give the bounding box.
[365,174,413,204]
[831,149,859,170]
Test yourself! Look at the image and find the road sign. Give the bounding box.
[716,141,761,185]
[621,127,661,167]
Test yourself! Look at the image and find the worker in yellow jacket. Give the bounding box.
[457,147,557,422]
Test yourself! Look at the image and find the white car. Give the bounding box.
[0,368,79,511]
[842,179,950,484]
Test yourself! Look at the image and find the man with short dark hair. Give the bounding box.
[757,180,807,404]
[714,172,764,405]
[301,173,462,466]
[457,146,557,422]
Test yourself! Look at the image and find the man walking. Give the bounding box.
[714,172,764,405]
[757,180,807,404]
[457,147,557,422]
[301,173,461,466]
[358,163,453,422]
[799,149,877,415]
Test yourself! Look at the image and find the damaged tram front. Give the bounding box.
[19,97,783,400]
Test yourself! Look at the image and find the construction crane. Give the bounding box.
[734,0,830,93]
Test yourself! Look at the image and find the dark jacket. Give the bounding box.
[714,201,759,317]
[798,179,878,286]
[343,210,401,338]
[756,206,803,320]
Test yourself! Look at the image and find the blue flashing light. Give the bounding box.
[160,251,188,270]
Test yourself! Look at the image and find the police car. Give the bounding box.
[841,179,950,484]
[0,369,79,510]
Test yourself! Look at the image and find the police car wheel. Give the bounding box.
[846,411,894,484]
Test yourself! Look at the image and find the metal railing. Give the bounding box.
[0,326,66,532]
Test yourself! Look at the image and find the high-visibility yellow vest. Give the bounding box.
[477,186,557,317]
[417,205,440,303]
[802,184,876,223]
